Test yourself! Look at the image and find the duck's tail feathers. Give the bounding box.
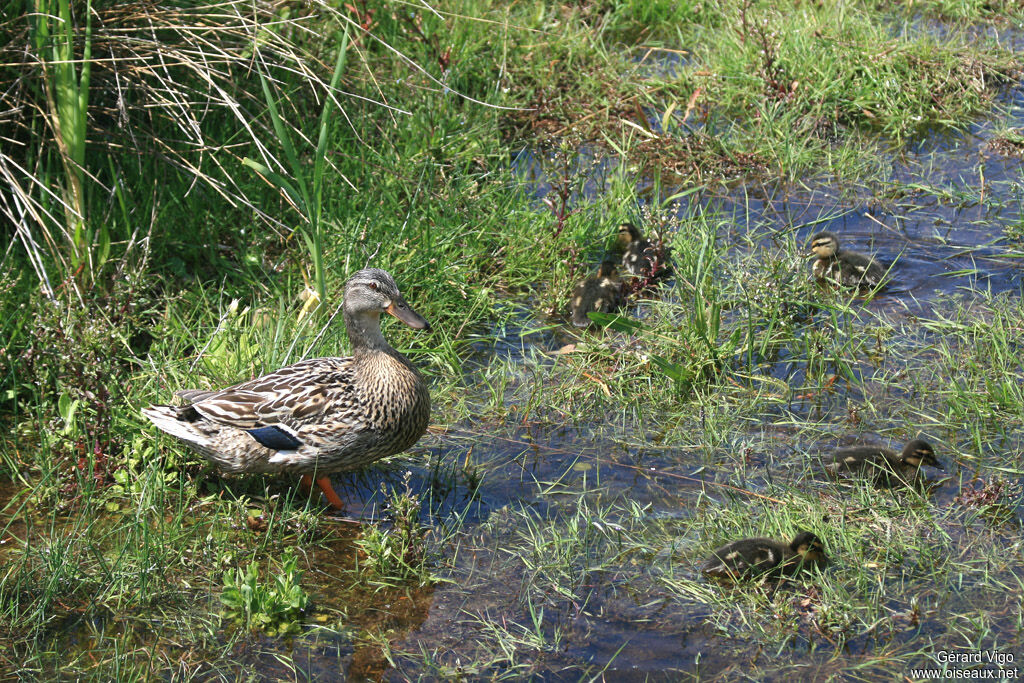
[142,405,213,448]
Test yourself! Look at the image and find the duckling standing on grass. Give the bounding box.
[143,268,432,513]
[569,261,624,328]
[703,530,828,580]
[809,231,886,289]
[614,223,671,279]
[822,439,942,488]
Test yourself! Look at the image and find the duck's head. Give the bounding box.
[809,231,840,259]
[615,223,643,250]
[597,260,619,279]
[901,439,941,470]
[344,268,430,330]
[791,530,828,567]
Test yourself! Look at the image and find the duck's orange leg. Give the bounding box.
[315,476,345,510]
[298,474,344,510]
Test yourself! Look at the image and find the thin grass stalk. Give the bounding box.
[0,165,56,299]
[312,26,351,301]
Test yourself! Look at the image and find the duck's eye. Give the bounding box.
[368,281,379,290]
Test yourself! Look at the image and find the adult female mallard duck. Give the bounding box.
[614,223,671,279]
[822,439,942,488]
[569,261,623,328]
[702,530,828,580]
[809,231,886,289]
[143,268,431,511]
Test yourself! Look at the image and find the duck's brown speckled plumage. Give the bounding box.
[143,269,431,483]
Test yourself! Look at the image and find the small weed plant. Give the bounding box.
[357,472,432,585]
[220,548,309,636]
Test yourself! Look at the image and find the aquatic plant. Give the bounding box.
[220,549,309,636]
[356,472,432,585]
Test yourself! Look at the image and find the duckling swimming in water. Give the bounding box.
[615,223,671,279]
[822,439,942,488]
[569,261,623,328]
[702,530,828,580]
[809,231,886,289]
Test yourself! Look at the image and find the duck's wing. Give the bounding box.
[184,357,358,433]
[175,388,218,403]
[622,243,650,275]
[841,252,886,286]
[743,540,783,574]
[703,539,779,578]
[597,278,624,310]
[832,446,892,469]
[702,544,740,577]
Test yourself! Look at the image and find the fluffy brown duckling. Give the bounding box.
[569,261,624,328]
[809,231,886,289]
[702,530,828,580]
[822,439,942,488]
[614,223,671,279]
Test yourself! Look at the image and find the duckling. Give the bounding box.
[703,530,828,580]
[809,231,886,289]
[822,439,942,488]
[569,261,624,328]
[614,223,671,279]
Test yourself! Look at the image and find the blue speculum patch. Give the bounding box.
[246,425,302,451]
